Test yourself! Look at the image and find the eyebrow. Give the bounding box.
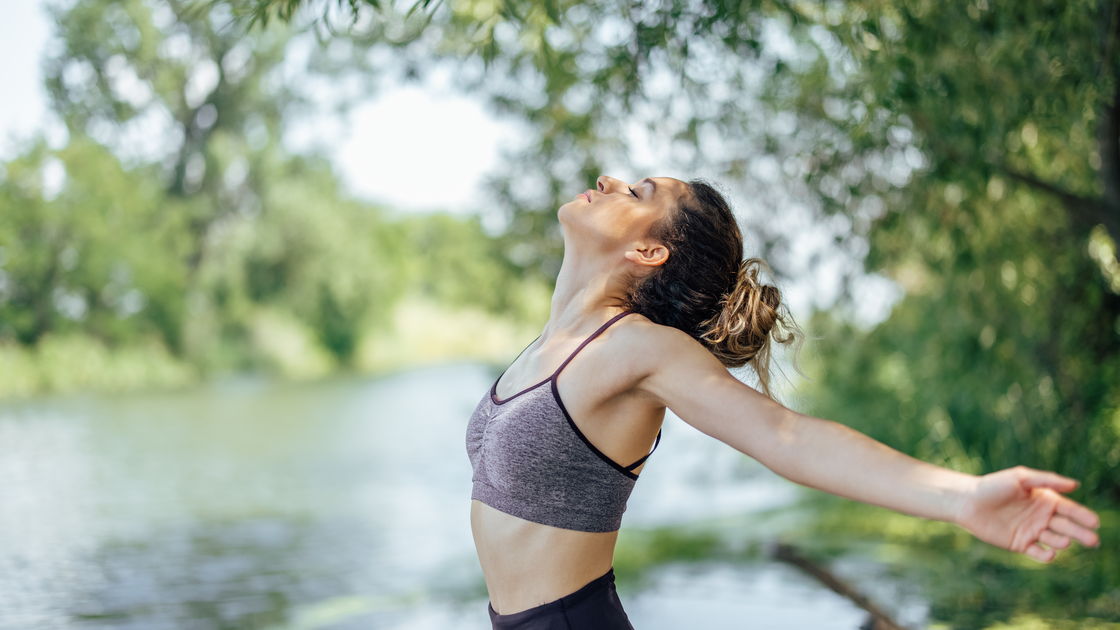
[641,178,657,196]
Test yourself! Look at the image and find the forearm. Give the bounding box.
[737,403,976,523]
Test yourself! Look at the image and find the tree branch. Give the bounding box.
[1001,169,1120,239]
[910,112,1120,241]
[772,544,909,630]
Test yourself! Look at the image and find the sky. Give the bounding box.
[0,0,517,215]
[0,2,54,156]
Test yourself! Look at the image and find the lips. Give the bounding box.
[579,190,593,202]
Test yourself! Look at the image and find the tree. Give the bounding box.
[44,0,295,255]
[231,0,1120,250]
[791,0,1120,498]
[0,139,188,349]
[34,0,401,366]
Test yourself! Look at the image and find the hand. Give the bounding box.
[954,466,1101,562]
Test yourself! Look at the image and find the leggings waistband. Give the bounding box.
[488,567,616,621]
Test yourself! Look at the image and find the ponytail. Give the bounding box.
[699,258,799,399]
[625,181,800,400]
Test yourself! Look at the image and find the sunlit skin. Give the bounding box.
[470,175,1102,615]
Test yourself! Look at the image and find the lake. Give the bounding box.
[0,363,925,629]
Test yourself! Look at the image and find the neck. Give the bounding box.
[544,249,629,338]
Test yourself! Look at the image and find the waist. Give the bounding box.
[471,499,617,615]
[488,567,620,626]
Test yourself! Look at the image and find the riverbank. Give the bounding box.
[0,295,547,400]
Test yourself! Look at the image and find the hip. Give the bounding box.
[488,567,634,630]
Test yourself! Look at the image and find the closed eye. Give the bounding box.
[628,187,639,199]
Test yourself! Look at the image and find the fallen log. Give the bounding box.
[770,543,908,630]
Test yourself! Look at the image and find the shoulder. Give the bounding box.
[598,312,742,409]
[607,313,724,378]
[611,312,696,349]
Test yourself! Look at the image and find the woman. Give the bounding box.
[466,176,1101,629]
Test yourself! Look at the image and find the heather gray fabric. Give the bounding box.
[466,312,656,533]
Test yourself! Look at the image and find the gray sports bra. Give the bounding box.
[465,312,660,533]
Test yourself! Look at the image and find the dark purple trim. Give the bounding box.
[623,428,661,472]
[552,380,639,481]
[492,313,630,405]
[545,310,641,478]
[491,376,551,405]
[550,312,633,379]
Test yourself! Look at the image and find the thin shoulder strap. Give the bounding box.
[623,429,662,472]
[551,311,632,379]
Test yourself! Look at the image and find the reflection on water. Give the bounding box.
[0,363,911,629]
[628,563,867,630]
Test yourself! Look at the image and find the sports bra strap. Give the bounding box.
[551,311,632,378]
[623,428,662,472]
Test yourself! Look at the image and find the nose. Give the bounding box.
[596,175,627,194]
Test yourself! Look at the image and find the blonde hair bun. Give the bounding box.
[700,258,799,398]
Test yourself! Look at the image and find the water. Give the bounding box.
[0,363,917,629]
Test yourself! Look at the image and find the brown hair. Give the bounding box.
[623,180,800,399]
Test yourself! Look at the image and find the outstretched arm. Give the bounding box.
[638,327,1101,562]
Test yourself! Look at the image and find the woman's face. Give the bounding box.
[558,175,687,256]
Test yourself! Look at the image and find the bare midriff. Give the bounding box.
[471,499,618,615]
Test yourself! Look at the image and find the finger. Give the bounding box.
[1054,497,1101,530]
[1019,469,1080,493]
[1038,530,1071,551]
[1025,543,1055,563]
[1049,515,1101,548]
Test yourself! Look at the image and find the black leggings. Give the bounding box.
[488,568,635,630]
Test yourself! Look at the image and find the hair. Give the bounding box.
[623,180,800,399]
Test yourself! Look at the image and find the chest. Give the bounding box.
[466,382,641,485]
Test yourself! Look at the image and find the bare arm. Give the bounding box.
[634,325,1100,562]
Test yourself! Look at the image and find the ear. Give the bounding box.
[624,242,669,268]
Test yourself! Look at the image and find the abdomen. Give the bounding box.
[470,500,618,615]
